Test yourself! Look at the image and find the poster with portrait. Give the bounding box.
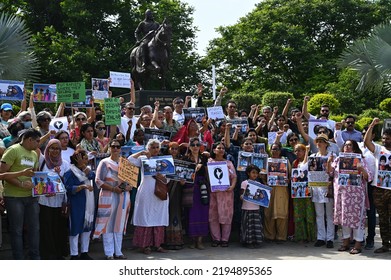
[91,78,109,103]
[141,155,175,176]
[143,128,172,144]
[31,172,65,197]
[267,158,288,186]
[207,161,230,192]
[237,151,268,174]
[253,143,266,154]
[308,155,329,187]
[183,107,206,124]
[228,117,249,136]
[243,180,272,208]
[65,89,93,108]
[376,152,391,189]
[268,131,287,146]
[308,119,329,140]
[338,152,362,187]
[33,83,57,102]
[166,159,196,183]
[291,164,311,198]
[0,80,24,101]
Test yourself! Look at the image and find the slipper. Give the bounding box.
[338,245,350,252]
[349,248,362,254]
[143,247,151,255]
[156,247,168,253]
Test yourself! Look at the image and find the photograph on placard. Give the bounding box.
[243,179,271,207]
[308,155,329,187]
[91,78,109,103]
[183,107,206,124]
[291,164,311,198]
[267,158,288,186]
[0,80,24,101]
[33,83,57,102]
[31,171,65,197]
[65,89,92,108]
[141,155,175,176]
[376,152,391,189]
[166,159,196,183]
[338,152,362,187]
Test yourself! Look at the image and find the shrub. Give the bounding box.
[307,93,340,116]
[379,98,391,112]
[262,92,295,113]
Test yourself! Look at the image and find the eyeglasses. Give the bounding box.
[321,109,329,113]
[346,122,354,125]
[344,143,353,147]
[97,127,106,131]
[318,130,326,134]
[110,145,121,149]
[126,107,135,110]
[289,138,299,142]
[190,143,201,147]
[271,148,280,151]
[175,100,184,104]
[76,118,86,121]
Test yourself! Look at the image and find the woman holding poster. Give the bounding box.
[264,142,290,243]
[208,142,237,247]
[128,139,169,255]
[328,140,372,254]
[93,139,132,260]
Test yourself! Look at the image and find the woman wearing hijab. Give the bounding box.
[38,139,70,259]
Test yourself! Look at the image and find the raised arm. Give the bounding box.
[214,87,227,107]
[151,101,163,129]
[282,98,292,118]
[302,96,310,120]
[364,118,379,153]
[295,112,309,143]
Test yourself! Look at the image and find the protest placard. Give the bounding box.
[243,180,272,208]
[308,155,329,187]
[207,161,230,192]
[104,97,121,125]
[49,117,69,132]
[31,172,65,197]
[267,158,288,186]
[141,155,175,176]
[0,80,24,101]
[33,83,57,102]
[206,106,225,121]
[57,82,85,102]
[291,164,311,198]
[109,71,131,88]
[91,78,109,103]
[166,159,196,183]
[118,157,139,187]
[65,89,92,108]
[183,107,206,124]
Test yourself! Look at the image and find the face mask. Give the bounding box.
[23,121,32,129]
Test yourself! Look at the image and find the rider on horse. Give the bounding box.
[134,9,160,72]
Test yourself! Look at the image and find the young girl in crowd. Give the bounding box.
[240,164,265,249]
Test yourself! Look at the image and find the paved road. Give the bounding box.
[1,224,390,260]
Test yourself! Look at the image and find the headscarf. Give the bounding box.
[171,119,198,145]
[44,139,63,170]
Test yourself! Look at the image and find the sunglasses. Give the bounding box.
[346,122,354,125]
[271,148,280,151]
[289,138,299,142]
[190,143,201,147]
[175,100,184,104]
[76,117,86,121]
[111,145,121,149]
[97,127,106,131]
[126,107,135,110]
[42,118,51,121]
[321,109,329,113]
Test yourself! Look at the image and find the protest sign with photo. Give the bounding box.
[237,151,268,174]
[33,83,57,102]
[31,172,65,197]
[308,119,329,140]
[267,158,288,186]
[308,155,329,187]
[141,155,175,176]
[376,152,391,189]
[143,128,172,143]
[0,80,24,101]
[268,131,287,146]
[228,118,249,135]
[253,143,266,154]
[183,107,206,124]
[207,161,230,192]
[338,152,362,187]
[91,78,109,103]
[243,180,272,208]
[166,159,196,183]
[291,164,311,198]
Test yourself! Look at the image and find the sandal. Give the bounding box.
[349,248,362,254]
[114,255,127,259]
[211,240,220,247]
[156,246,168,253]
[143,247,151,255]
[220,241,229,247]
[338,245,350,252]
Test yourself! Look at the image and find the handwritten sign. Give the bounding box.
[56,82,85,102]
[109,71,131,88]
[206,106,225,120]
[118,157,139,187]
[104,97,121,125]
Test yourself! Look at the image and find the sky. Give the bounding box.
[181,0,260,56]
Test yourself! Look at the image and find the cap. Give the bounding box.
[1,103,13,111]
[315,133,329,143]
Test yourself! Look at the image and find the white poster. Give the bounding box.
[207,161,230,192]
[109,71,131,88]
[49,117,69,132]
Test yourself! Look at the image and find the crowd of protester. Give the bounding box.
[0,81,389,260]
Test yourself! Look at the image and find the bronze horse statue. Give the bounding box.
[130,20,172,90]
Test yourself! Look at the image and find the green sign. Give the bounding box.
[104,97,121,125]
[56,82,86,102]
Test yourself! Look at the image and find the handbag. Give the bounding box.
[154,178,168,200]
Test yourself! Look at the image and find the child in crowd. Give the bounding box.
[240,164,265,248]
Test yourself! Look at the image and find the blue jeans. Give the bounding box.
[5,196,40,259]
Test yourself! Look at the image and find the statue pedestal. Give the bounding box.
[135,90,190,112]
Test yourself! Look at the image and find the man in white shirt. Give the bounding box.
[117,102,138,142]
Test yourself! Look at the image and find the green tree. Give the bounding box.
[307,93,340,116]
[340,22,391,96]
[203,0,391,98]
[0,12,39,82]
[1,0,200,91]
